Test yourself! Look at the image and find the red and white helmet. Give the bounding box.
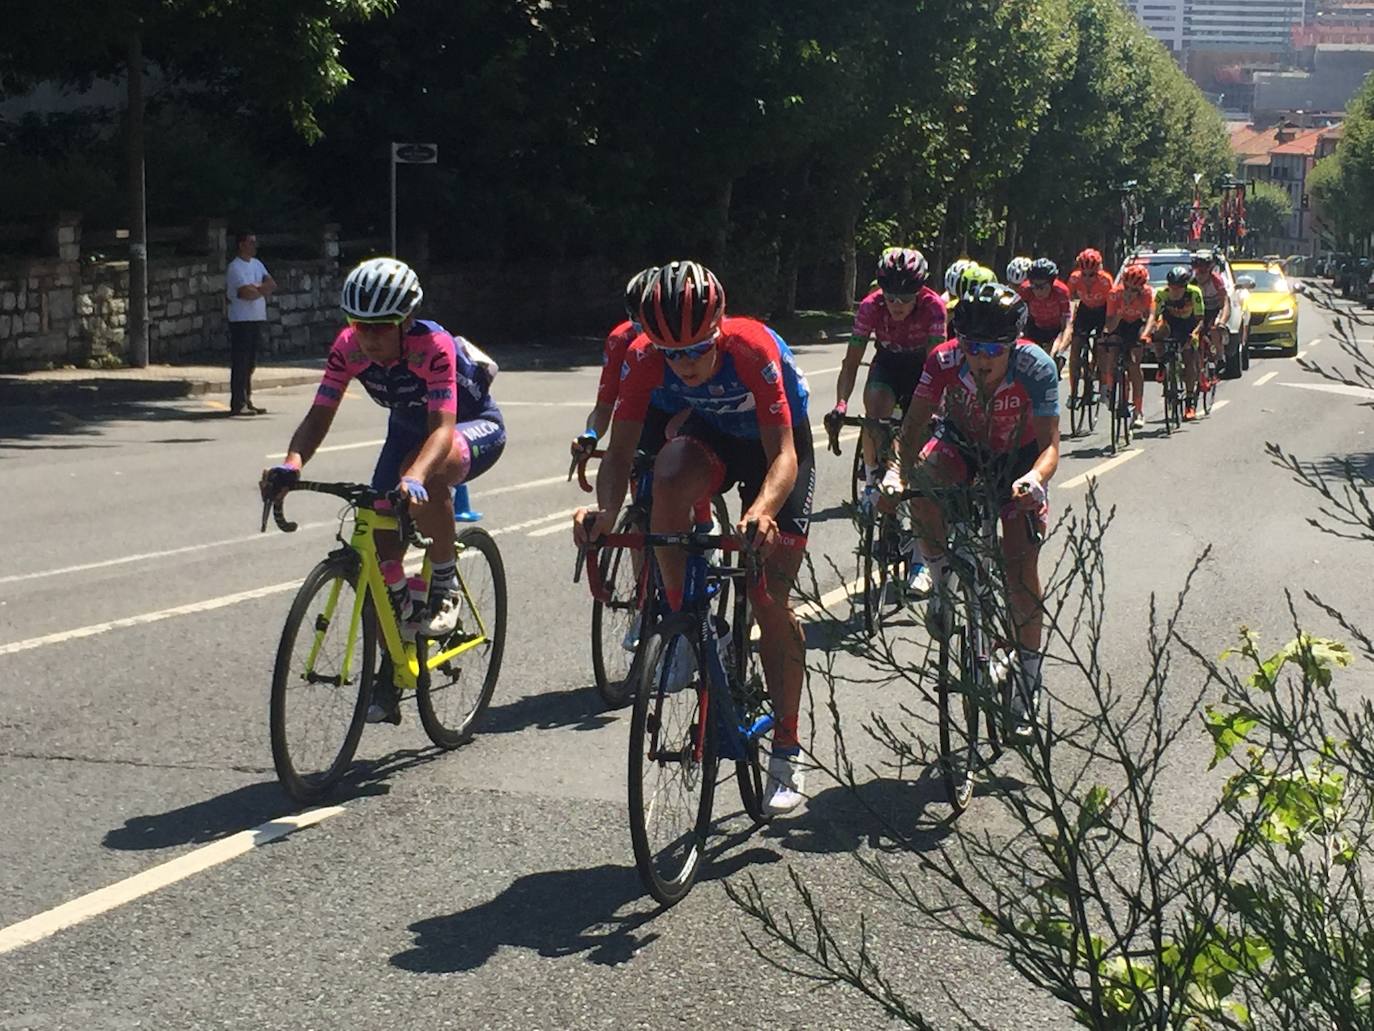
[876,247,929,293]
[637,261,726,347]
[1076,248,1103,274]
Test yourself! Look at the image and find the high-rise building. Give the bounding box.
[1122,0,1308,53]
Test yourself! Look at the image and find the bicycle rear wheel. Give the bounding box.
[1201,357,1216,415]
[417,526,507,749]
[937,576,982,814]
[860,510,880,636]
[270,557,374,803]
[591,511,645,708]
[628,614,718,907]
[849,442,864,510]
[726,607,773,826]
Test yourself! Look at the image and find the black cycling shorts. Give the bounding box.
[677,413,816,548]
[1073,304,1107,337]
[1024,322,1060,349]
[1201,307,1221,332]
[866,347,927,410]
[1104,319,1145,347]
[638,403,675,457]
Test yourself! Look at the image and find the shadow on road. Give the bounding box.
[479,685,618,735]
[100,747,446,852]
[761,770,955,856]
[391,844,778,973]
[0,402,237,448]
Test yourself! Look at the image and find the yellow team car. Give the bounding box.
[1232,259,1301,358]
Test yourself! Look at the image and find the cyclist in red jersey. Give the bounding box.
[574,261,812,814]
[1190,250,1230,390]
[1103,262,1155,429]
[882,284,1061,736]
[1015,258,1071,362]
[1066,248,1114,410]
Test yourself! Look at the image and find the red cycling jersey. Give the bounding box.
[595,319,639,406]
[914,340,1060,452]
[1068,269,1114,309]
[1016,280,1072,330]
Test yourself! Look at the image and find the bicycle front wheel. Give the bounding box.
[270,557,374,803]
[628,614,718,907]
[591,511,645,709]
[936,576,982,814]
[417,525,507,749]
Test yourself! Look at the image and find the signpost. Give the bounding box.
[390,142,438,256]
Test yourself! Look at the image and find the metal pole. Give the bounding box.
[389,145,397,257]
[127,30,149,367]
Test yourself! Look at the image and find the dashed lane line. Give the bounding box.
[1058,449,1143,490]
[1253,371,1279,388]
[0,806,345,956]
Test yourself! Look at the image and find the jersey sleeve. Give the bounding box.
[422,332,460,416]
[596,324,634,406]
[1056,283,1071,319]
[731,324,792,427]
[918,292,948,344]
[314,330,354,408]
[913,346,949,407]
[1107,287,1123,320]
[611,339,663,424]
[1066,273,1081,303]
[1020,346,1061,418]
[851,295,880,343]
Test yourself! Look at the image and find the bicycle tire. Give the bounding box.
[270,557,374,803]
[860,508,879,636]
[936,575,981,814]
[849,442,864,510]
[1201,358,1216,415]
[628,614,718,907]
[726,606,773,826]
[591,510,645,709]
[417,525,507,749]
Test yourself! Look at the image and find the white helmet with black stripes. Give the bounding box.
[340,257,423,321]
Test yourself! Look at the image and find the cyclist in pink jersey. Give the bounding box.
[882,284,1061,737]
[827,247,946,505]
[261,259,504,724]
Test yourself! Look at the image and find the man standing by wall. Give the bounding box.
[225,230,276,415]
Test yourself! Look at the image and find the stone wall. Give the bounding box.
[0,215,342,371]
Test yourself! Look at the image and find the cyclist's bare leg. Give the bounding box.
[1096,341,1112,395]
[1129,345,1145,413]
[860,383,896,477]
[1068,332,1086,398]
[906,452,960,560]
[648,437,720,609]
[1000,512,1044,653]
[1184,343,1200,398]
[753,544,806,748]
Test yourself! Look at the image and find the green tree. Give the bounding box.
[1243,180,1294,247]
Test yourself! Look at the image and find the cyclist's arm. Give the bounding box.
[1030,414,1060,484]
[584,401,613,439]
[834,336,868,407]
[283,403,338,468]
[746,421,799,524]
[893,395,937,474]
[593,414,639,522]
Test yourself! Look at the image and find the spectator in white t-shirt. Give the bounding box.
[225,230,277,416]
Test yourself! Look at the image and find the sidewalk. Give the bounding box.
[0,315,853,409]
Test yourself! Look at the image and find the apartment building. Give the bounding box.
[1123,0,1310,52]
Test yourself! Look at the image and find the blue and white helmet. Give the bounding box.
[340,257,423,321]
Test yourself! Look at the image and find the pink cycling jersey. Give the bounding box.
[851,288,947,353]
[914,340,1060,452]
[314,320,463,434]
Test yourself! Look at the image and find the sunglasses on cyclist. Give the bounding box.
[655,334,718,362]
[1028,278,1052,289]
[883,291,917,305]
[960,339,1008,358]
[348,315,405,328]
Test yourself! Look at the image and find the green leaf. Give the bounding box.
[1203,706,1259,769]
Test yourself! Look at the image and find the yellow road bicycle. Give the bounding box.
[261,480,507,802]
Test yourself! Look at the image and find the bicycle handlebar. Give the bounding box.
[259,479,433,549]
[574,518,767,604]
[824,412,904,455]
[568,447,607,493]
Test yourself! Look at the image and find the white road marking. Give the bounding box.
[264,438,385,458]
[203,399,230,412]
[497,401,593,407]
[1213,399,1231,411]
[1059,449,1143,490]
[1307,337,1322,348]
[0,581,300,657]
[804,365,843,377]
[528,520,575,538]
[1253,371,1279,388]
[1279,381,1374,401]
[483,471,593,497]
[0,807,344,956]
[488,509,572,536]
[0,522,336,586]
[1296,351,1307,360]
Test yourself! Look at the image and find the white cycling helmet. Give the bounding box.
[340,257,423,321]
[1005,256,1034,286]
[944,258,976,297]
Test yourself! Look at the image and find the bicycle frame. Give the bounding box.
[297,501,493,695]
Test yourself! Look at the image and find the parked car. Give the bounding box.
[1120,245,1251,377]
[1232,260,1300,358]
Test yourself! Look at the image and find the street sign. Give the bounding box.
[392,142,438,164]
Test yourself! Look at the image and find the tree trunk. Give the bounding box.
[710,177,733,269]
[838,202,859,312]
[776,162,812,318]
[126,30,149,367]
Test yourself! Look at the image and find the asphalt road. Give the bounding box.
[1,294,1370,1030]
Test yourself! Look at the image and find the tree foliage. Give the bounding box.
[1242,180,1294,245]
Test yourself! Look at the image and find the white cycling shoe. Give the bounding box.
[422,591,463,637]
[764,751,806,814]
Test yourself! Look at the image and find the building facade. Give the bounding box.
[1122,0,1308,53]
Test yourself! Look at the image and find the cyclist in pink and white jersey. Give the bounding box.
[882,284,1061,737]
[828,247,946,505]
[261,259,505,712]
